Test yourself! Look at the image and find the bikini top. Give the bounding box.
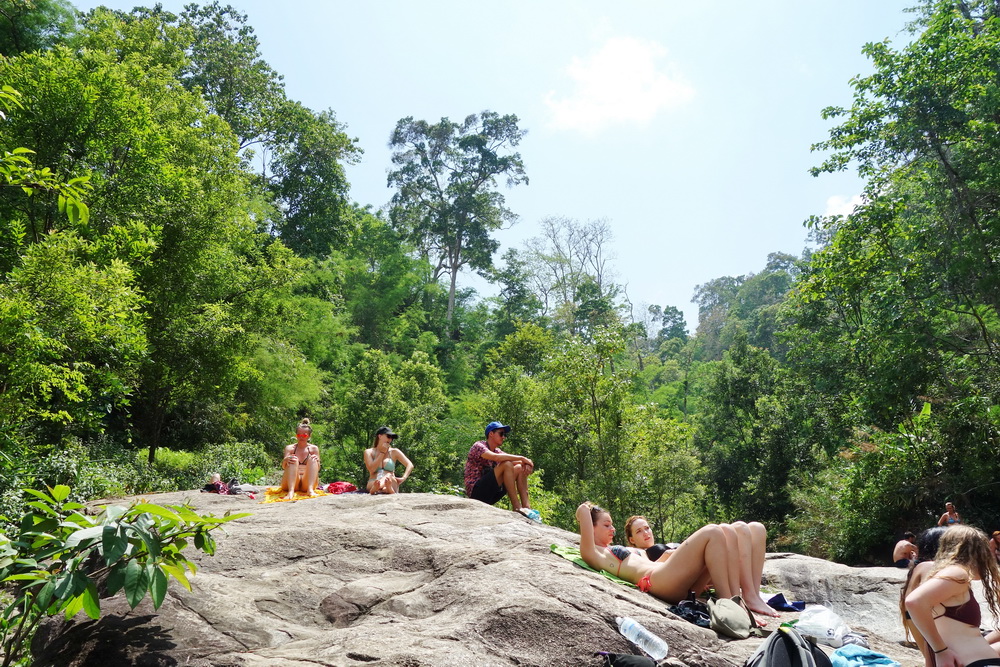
[381,456,395,472]
[605,545,636,577]
[935,588,981,627]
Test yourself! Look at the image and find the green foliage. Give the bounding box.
[0,0,76,56]
[0,484,247,666]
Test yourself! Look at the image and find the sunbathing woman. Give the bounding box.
[905,525,1000,667]
[280,418,321,500]
[900,526,946,667]
[364,426,414,494]
[577,502,763,616]
[623,515,778,617]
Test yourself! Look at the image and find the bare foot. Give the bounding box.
[746,600,780,618]
[284,493,295,501]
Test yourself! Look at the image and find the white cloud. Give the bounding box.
[544,36,694,133]
[824,194,863,218]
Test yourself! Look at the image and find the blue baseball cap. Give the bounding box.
[485,421,511,438]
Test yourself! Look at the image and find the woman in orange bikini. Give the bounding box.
[576,502,752,610]
[623,514,778,617]
[905,525,1000,667]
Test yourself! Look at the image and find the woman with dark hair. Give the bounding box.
[900,527,947,667]
[280,418,321,500]
[576,502,767,621]
[905,525,1000,667]
[622,514,777,617]
[364,426,414,494]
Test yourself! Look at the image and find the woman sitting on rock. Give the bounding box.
[623,514,778,617]
[900,526,946,667]
[280,418,321,500]
[905,525,1000,667]
[364,426,413,494]
[576,502,768,624]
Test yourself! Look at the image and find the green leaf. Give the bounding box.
[50,485,71,502]
[128,504,181,523]
[150,567,168,609]
[102,524,127,566]
[62,593,84,620]
[81,579,101,619]
[124,559,149,609]
[160,563,191,591]
[105,561,126,595]
[66,525,103,547]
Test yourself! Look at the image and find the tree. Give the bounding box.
[388,111,527,328]
[523,216,618,333]
[0,0,76,56]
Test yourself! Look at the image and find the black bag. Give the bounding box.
[744,625,832,667]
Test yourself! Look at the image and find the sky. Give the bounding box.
[77,0,916,329]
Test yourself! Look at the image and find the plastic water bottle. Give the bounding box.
[615,616,669,660]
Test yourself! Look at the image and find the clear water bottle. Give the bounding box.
[615,616,669,660]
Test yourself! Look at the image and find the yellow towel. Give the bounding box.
[262,487,330,503]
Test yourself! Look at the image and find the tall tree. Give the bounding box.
[388,111,527,328]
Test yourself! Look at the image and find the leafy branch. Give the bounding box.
[0,485,249,666]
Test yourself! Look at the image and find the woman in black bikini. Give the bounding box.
[905,525,1000,667]
[280,418,321,500]
[576,502,747,608]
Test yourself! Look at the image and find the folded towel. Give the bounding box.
[831,644,900,667]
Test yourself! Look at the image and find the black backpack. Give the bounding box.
[744,626,833,667]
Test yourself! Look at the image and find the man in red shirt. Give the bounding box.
[463,421,537,519]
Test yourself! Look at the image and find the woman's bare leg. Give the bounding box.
[730,521,778,616]
[649,524,736,602]
[296,458,320,497]
[281,463,299,500]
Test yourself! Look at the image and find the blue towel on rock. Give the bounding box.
[831,644,899,667]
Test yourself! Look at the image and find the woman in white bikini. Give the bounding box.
[905,525,1000,667]
[623,514,778,617]
[364,426,414,494]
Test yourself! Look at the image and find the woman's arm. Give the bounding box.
[363,448,379,474]
[937,513,948,527]
[575,503,616,572]
[393,448,414,484]
[281,443,296,469]
[905,571,966,667]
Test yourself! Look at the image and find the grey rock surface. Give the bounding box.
[31,492,924,667]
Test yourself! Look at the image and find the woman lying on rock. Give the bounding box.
[575,502,770,623]
[623,514,778,618]
[905,525,1000,667]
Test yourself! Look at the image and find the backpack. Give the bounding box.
[744,625,833,667]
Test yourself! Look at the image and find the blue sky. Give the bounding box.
[78,0,915,329]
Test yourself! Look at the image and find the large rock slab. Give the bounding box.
[31,492,923,666]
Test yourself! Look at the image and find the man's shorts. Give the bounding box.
[470,470,506,505]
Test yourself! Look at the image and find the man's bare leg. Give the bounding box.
[494,462,523,511]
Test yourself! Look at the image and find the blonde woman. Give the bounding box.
[905,525,1000,667]
[280,419,321,500]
